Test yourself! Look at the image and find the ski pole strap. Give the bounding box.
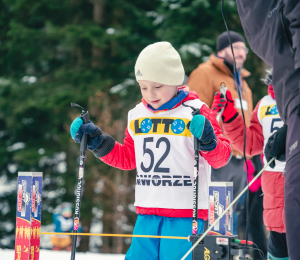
[180,158,275,260]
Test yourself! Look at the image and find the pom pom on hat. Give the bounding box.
[135,42,185,85]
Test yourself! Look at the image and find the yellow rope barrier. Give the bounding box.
[41,232,187,240]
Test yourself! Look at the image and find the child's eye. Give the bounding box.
[155,86,162,89]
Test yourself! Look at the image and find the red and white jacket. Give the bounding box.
[99,89,232,220]
[222,86,286,232]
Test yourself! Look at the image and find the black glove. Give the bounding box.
[70,117,103,150]
[264,124,287,168]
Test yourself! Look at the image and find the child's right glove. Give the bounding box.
[70,117,103,150]
[188,113,217,152]
[70,117,115,158]
[212,89,238,123]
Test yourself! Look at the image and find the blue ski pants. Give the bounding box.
[125,214,204,260]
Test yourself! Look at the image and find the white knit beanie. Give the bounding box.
[135,42,185,85]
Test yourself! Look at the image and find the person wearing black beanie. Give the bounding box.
[216,31,248,71]
[216,31,245,52]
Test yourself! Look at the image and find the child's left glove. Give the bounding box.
[70,117,103,150]
[188,113,217,152]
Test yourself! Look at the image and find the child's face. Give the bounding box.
[139,80,178,109]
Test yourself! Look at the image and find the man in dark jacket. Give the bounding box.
[235,1,300,259]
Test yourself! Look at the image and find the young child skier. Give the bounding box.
[212,69,289,260]
[70,42,232,259]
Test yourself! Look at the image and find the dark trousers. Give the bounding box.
[285,108,300,260]
[268,231,289,258]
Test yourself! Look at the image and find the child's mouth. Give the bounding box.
[151,100,160,104]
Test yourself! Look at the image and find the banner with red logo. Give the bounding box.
[30,173,43,260]
[15,172,43,260]
[208,182,233,236]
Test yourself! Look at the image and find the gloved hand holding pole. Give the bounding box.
[212,87,239,124]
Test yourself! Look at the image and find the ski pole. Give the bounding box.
[70,103,90,260]
[192,135,201,235]
[216,83,227,122]
[182,102,202,235]
[181,157,275,260]
[181,103,202,235]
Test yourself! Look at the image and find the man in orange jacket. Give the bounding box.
[188,31,253,215]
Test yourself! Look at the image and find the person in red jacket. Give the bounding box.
[70,42,232,260]
[212,69,289,260]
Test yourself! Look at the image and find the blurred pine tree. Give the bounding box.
[0,0,160,253]
[0,0,267,253]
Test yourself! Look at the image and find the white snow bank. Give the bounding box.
[0,249,125,259]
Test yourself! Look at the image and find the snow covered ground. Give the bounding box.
[0,249,125,259]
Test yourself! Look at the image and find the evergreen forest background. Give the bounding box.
[0,0,267,253]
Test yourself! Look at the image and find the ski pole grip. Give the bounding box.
[220,84,227,98]
[80,110,90,152]
[216,84,228,122]
[81,110,90,124]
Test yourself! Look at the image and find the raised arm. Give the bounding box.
[211,90,264,156]
[222,100,264,156]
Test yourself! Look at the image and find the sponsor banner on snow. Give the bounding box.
[30,173,43,260]
[208,182,233,236]
[15,172,43,260]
